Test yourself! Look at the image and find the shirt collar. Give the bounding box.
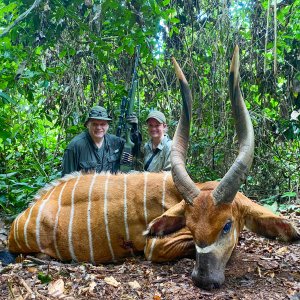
[146,134,169,151]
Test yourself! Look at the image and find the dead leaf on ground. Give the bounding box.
[276,246,288,255]
[104,276,121,287]
[0,221,299,300]
[128,280,141,289]
[288,253,299,262]
[257,266,262,277]
[48,278,65,298]
[26,267,38,273]
[89,281,97,293]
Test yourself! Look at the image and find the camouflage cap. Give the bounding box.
[85,106,112,125]
[146,110,166,124]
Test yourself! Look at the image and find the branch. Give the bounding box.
[0,0,43,38]
[26,255,64,266]
[263,0,271,74]
[273,0,277,75]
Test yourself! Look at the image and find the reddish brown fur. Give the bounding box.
[185,194,232,246]
[5,172,299,291]
[145,181,299,263]
[8,172,184,263]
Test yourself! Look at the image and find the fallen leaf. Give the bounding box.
[257,266,262,277]
[48,279,65,298]
[264,271,275,278]
[153,296,161,300]
[276,246,288,255]
[89,281,97,293]
[104,276,121,287]
[79,265,86,272]
[288,253,299,262]
[128,280,141,289]
[27,267,38,273]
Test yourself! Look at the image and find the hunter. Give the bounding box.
[143,110,172,172]
[62,106,139,176]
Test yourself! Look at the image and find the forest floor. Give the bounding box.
[0,211,299,300]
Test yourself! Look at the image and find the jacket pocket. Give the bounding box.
[107,149,121,163]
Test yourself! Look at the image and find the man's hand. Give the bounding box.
[126,113,138,125]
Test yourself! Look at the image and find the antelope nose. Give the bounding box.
[191,269,225,290]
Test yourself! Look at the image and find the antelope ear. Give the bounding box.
[242,199,300,242]
[144,201,186,237]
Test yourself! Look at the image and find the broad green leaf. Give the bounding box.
[69,48,76,56]
[0,172,18,178]
[0,91,15,104]
[59,49,67,58]
[12,182,35,190]
[35,46,42,55]
[115,46,123,54]
[281,191,297,198]
[170,18,180,24]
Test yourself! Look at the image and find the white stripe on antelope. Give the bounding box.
[8,171,180,264]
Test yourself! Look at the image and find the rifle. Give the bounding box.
[117,45,140,172]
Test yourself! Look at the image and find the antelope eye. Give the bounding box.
[222,221,232,234]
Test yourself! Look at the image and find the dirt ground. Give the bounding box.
[0,212,299,300]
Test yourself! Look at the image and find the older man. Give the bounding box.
[62,106,138,176]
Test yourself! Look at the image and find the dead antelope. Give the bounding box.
[1,46,299,290]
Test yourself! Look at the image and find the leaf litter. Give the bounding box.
[0,213,299,300]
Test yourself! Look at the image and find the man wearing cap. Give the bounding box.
[143,110,172,172]
[62,106,137,176]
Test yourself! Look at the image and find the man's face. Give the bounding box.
[87,119,109,141]
[147,118,166,140]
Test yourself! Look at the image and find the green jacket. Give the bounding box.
[62,131,125,176]
[143,134,172,172]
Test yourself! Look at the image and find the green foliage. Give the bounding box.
[263,201,280,215]
[0,0,299,216]
[261,191,299,214]
[38,272,52,284]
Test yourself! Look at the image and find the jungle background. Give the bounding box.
[0,0,299,217]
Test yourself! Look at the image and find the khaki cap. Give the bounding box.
[146,110,166,124]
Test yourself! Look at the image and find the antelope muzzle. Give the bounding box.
[191,252,226,290]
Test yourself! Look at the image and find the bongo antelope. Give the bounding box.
[2,46,299,290]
